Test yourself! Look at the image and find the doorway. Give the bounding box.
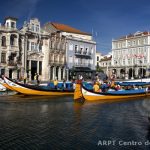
[31,61,37,80]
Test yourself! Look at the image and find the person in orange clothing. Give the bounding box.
[93,82,102,92]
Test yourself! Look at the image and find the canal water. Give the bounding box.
[0,92,150,150]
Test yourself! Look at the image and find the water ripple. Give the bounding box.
[0,95,150,149]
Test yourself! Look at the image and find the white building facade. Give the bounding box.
[112,31,150,79]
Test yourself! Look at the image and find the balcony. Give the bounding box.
[0,26,17,32]
[7,60,17,66]
[75,51,92,58]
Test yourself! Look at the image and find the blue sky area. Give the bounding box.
[0,0,150,54]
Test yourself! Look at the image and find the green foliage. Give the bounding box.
[96,65,104,73]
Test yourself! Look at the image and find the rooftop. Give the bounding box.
[51,22,91,35]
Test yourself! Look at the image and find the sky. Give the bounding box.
[0,0,150,54]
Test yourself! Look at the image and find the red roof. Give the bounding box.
[51,22,91,35]
[118,31,150,40]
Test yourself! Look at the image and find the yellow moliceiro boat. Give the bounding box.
[4,77,74,96]
[74,80,150,101]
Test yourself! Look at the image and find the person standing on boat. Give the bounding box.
[54,77,58,89]
[23,73,27,84]
[34,73,37,84]
[36,73,40,85]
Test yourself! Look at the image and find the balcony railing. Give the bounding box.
[74,63,91,68]
[75,50,91,56]
[49,60,65,65]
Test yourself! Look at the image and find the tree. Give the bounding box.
[96,65,104,73]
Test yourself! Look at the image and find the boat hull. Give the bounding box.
[74,81,149,101]
[4,77,74,96]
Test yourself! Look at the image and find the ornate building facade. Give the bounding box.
[0,17,22,79]
[48,32,66,81]
[0,17,96,81]
[0,17,66,81]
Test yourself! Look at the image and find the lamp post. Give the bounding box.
[65,64,69,81]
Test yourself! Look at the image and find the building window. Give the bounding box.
[84,48,88,54]
[144,58,147,64]
[132,41,136,46]
[1,53,6,63]
[80,48,83,54]
[10,35,15,46]
[35,44,38,51]
[97,56,99,61]
[11,22,15,28]
[1,69,5,75]
[1,36,6,47]
[75,45,78,53]
[36,25,39,32]
[143,38,147,44]
[31,42,34,51]
[138,39,141,45]
[128,41,131,46]
[122,42,126,47]
[128,59,131,65]
[31,24,34,31]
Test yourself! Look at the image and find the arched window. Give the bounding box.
[10,35,15,46]
[2,36,6,46]
[10,34,17,46]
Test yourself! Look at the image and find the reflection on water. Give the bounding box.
[0,93,150,149]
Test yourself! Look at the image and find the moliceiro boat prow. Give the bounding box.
[74,80,84,102]
[74,80,150,102]
[0,78,14,91]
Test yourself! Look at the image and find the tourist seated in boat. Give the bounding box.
[133,85,138,90]
[100,82,109,92]
[147,86,150,90]
[110,79,115,88]
[114,84,121,90]
[93,82,102,92]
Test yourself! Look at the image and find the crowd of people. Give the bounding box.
[91,74,146,93]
